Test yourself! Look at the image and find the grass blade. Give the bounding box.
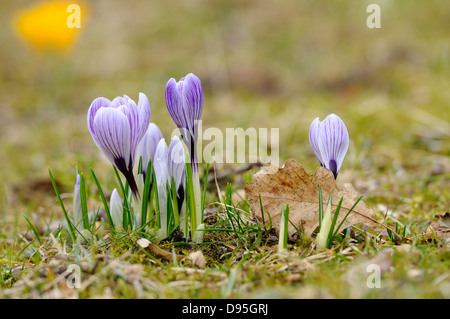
[91,168,114,229]
[140,159,153,228]
[48,168,76,241]
[23,213,41,245]
[79,173,90,230]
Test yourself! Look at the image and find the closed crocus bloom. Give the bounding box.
[110,188,123,228]
[168,136,185,194]
[154,139,169,238]
[87,93,151,196]
[154,139,169,192]
[309,114,349,179]
[165,73,203,166]
[169,136,186,216]
[136,122,163,177]
[166,73,204,241]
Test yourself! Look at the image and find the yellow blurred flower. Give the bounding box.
[13,1,89,52]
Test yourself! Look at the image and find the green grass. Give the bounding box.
[0,0,449,299]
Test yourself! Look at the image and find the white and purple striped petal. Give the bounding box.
[309,114,349,179]
[93,107,132,170]
[87,97,111,145]
[136,123,163,176]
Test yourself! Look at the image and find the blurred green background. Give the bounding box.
[0,0,449,227]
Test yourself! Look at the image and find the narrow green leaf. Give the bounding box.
[79,173,90,230]
[48,168,76,241]
[331,195,363,240]
[140,159,152,228]
[318,186,323,230]
[23,213,41,245]
[326,196,343,248]
[90,168,114,230]
[171,176,180,227]
[201,161,210,214]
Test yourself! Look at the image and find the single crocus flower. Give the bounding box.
[309,114,349,179]
[165,73,203,170]
[87,93,151,196]
[168,136,185,206]
[110,188,123,228]
[165,73,204,240]
[168,136,187,237]
[153,138,169,238]
[136,122,163,178]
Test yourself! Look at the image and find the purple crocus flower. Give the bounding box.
[87,93,151,196]
[165,73,203,169]
[136,122,163,178]
[309,113,349,179]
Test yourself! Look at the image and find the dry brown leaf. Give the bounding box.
[427,213,450,239]
[245,159,376,239]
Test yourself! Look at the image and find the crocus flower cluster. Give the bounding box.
[309,113,349,179]
[87,74,199,239]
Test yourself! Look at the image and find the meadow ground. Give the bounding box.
[0,0,449,298]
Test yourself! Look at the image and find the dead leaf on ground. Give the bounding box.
[427,213,450,239]
[245,159,376,239]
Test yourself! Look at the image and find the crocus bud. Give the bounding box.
[168,136,185,202]
[87,93,151,196]
[165,73,203,147]
[166,74,204,240]
[136,123,163,177]
[154,139,169,238]
[316,198,333,248]
[110,188,123,228]
[309,114,349,179]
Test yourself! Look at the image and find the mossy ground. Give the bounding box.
[0,1,449,298]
